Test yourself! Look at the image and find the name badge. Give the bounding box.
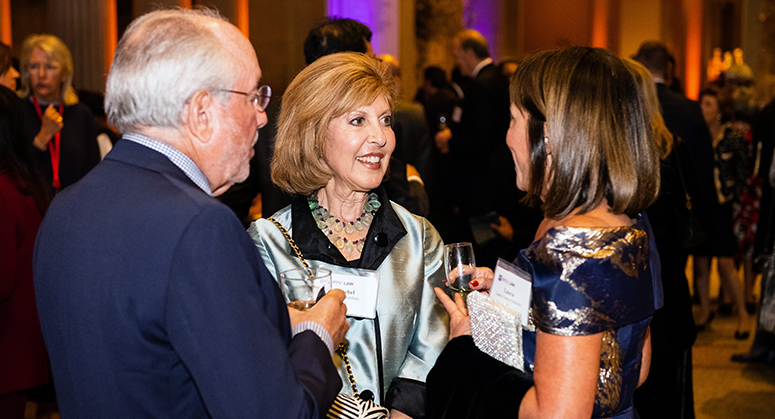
[331,269,380,319]
[490,258,532,326]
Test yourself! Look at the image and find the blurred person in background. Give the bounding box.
[693,87,751,339]
[18,34,99,194]
[0,83,50,419]
[0,43,19,91]
[624,57,697,419]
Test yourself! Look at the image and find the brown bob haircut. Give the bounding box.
[271,52,397,196]
[510,46,660,219]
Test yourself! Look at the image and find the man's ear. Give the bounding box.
[185,89,216,144]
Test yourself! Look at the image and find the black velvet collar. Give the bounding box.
[290,186,407,270]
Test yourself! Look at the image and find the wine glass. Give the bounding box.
[444,242,476,298]
[279,267,331,311]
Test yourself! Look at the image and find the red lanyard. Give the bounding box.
[32,96,63,190]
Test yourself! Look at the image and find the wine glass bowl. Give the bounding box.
[279,267,331,311]
[444,242,476,295]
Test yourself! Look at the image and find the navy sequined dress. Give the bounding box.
[519,214,662,419]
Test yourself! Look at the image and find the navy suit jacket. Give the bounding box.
[34,139,341,418]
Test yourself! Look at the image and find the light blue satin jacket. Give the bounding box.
[247,192,449,406]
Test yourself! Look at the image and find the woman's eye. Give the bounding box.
[381,115,393,126]
[349,117,365,126]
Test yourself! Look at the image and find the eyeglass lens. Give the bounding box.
[257,85,271,111]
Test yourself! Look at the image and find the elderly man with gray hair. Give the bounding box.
[33,8,349,419]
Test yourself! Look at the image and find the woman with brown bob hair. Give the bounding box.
[249,52,448,419]
[427,47,663,419]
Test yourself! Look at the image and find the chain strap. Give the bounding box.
[268,217,313,279]
[268,217,359,398]
[337,343,359,397]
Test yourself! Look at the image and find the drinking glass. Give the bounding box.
[444,242,476,297]
[279,267,332,311]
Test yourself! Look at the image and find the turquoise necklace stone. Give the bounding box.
[308,192,380,254]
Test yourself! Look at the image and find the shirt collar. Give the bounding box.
[472,57,493,79]
[122,133,212,195]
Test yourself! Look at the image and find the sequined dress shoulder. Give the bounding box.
[518,215,656,419]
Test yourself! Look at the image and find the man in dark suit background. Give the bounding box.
[635,41,715,200]
[33,8,349,418]
[433,29,528,267]
[633,40,710,419]
[434,29,510,218]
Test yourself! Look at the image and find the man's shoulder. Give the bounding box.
[657,84,697,111]
[474,63,505,84]
[470,64,509,99]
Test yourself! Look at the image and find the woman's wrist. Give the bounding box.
[33,134,49,150]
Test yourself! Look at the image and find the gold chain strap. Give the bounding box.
[268,217,359,398]
[337,343,359,397]
[268,217,313,279]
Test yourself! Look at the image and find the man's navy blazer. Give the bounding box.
[34,139,341,418]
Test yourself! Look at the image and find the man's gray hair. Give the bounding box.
[105,8,237,133]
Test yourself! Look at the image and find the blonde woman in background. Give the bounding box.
[18,34,98,194]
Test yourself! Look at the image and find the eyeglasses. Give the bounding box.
[219,85,272,112]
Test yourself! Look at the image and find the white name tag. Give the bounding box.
[490,258,532,326]
[331,270,380,319]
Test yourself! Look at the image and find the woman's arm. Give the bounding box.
[519,331,602,419]
[638,326,652,387]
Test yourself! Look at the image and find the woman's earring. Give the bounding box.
[544,136,551,155]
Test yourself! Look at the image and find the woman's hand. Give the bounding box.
[433,288,470,339]
[443,267,493,293]
[469,267,494,293]
[34,104,63,150]
[434,127,451,154]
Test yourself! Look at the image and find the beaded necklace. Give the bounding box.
[308,192,380,254]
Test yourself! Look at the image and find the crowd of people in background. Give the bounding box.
[3,6,775,419]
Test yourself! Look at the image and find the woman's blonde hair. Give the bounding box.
[271,52,397,196]
[622,57,674,159]
[18,34,78,105]
[510,47,660,219]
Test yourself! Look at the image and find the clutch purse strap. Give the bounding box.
[267,217,361,398]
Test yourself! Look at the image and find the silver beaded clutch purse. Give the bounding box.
[467,291,524,371]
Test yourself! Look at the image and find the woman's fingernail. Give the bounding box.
[470,280,479,288]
